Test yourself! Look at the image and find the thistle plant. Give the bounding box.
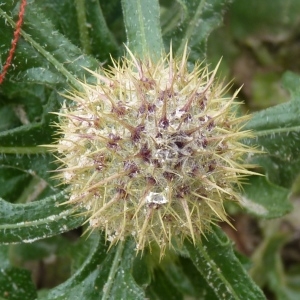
[1,1,296,299]
[51,46,256,255]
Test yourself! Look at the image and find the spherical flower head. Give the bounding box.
[51,46,255,256]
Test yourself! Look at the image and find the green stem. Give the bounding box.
[102,240,125,300]
[74,0,92,55]
[0,7,83,91]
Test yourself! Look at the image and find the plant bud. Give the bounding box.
[50,47,256,256]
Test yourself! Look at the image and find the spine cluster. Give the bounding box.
[51,47,255,255]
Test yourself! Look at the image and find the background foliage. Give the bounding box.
[0,0,300,299]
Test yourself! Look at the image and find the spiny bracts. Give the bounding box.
[50,47,256,256]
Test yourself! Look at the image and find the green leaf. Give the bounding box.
[0,164,55,204]
[0,1,287,298]
[159,260,194,297]
[0,89,60,151]
[19,68,63,87]
[178,256,218,299]
[85,1,120,60]
[245,72,300,159]
[0,2,99,90]
[0,246,11,270]
[0,191,85,244]
[108,241,145,299]
[132,252,151,287]
[0,244,37,300]
[251,231,286,286]
[30,0,120,61]
[250,229,293,300]
[283,267,300,300]
[0,105,21,132]
[146,268,183,300]
[121,0,164,61]
[0,123,54,148]
[42,234,145,300]
[244,72,300,188]
[162,0,233,61]
[9,235,71,263]
[158,256,217,299]
[0,91,61,202]
[34,0,81,48]
[241,176,292,219]
[0,267,37,300]
[0,245,37,299]
[228,0,300,39]
[185,227,266,300]
[74,0,92,55]
[0,153,56,187]
[245,99,300,161]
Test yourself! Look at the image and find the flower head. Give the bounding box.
[51,47,255,255]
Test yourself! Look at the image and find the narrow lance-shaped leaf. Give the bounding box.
[240,72,299,218]
[162,0,233,61]
[245,72,300,162]
[85,0,120,60]
[42,235,145,300]
[0,266,37,300]
[121,0,164,61]
[0,191,85,244]
[0,246,37,298]
[184,227,266,300]
[0,2,99,91]
[241,176,292,219]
